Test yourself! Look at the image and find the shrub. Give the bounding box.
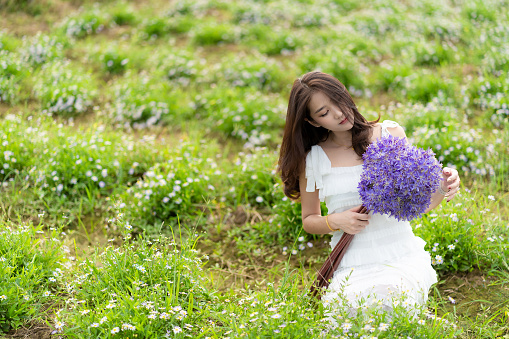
[190,86,285,146]
[0,50,27,104]
[33,60,97,116]
[298,45,367,93]
[63,10,110,38]
[101,49,130,75]
[19,33,65,67]
[211,52,289,92]
[118,140,219,231]
[413,189,507,274]
[191,21,240,45]
[108,73,193,129]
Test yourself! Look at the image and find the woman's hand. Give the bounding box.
[328,205,370,234]
[441,167,461,202]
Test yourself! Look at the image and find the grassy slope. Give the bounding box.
[0,0,508,337]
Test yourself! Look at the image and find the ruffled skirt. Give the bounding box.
[322,212,437,313]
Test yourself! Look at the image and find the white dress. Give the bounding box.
[305,120,437,312]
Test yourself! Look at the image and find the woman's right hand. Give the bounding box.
[328,205,370,234]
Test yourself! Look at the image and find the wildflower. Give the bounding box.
[173,326,182,334]
[91,176,98,182]
[488,195,495,201]
[448,296,456,304]
[111,327,120,334]
[99,181,105,188]
[307,242,313,248]
[81,309,90,315]
[256,196,263,203]
[175,198,182,204]
[100,316,108,324]
[418,319,425,325]
[54,320,64,331]
[90,322,99,328]
[435,255,444,264]
[447,244,455,250]
[122,323,135,330]
[298,236,305,242]
[43,291,51,297]
[378,323,389,331]
[0,295,6,300]
[291,249,298,255]
[341,322,352,332]
[271,314,282,319]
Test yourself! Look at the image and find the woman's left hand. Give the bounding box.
[441,167,460,202]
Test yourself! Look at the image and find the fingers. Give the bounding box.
[345,224,366,234]
[441,167,461,202]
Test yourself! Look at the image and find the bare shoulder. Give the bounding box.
[386,124,407,138]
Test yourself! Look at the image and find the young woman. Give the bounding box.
[277,71,461,313]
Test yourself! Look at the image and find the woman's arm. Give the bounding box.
[299,168,370,235]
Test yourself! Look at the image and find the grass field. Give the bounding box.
[0,0,508,337]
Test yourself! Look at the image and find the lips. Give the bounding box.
[340,117,348,124]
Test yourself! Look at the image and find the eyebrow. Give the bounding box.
[314,105,326,115]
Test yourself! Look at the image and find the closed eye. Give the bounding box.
[320,110,329,118]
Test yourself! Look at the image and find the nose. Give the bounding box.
[334,110,344,120]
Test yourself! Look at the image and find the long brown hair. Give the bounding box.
[277,71,380,200]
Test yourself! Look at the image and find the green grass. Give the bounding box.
[0,0,507,337]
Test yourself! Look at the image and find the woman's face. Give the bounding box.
[306,91,353,131]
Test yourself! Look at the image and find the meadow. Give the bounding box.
[0,0,508,337]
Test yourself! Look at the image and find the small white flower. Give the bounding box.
[255,196,263,203]
[173,326,182,334]
[90,322,99,328]
[81,309,90,315]
[99,181,105,188]
[447,244,455,250]
[271,314,282,319]
[91,176,98,182]
[162,197,169,203]
[418,319,425,325]
[435,255,444,264]
[111,327,119,334]
[0,295,6,300]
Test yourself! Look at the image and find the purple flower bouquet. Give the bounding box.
[358,134,443,221]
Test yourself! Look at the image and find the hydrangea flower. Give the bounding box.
[358,135,443,221]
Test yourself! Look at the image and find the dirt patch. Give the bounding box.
[5,321,53,339]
